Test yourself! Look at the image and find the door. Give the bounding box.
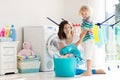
[46,33,60,58]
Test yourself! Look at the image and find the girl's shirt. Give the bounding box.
[81,17,94,42]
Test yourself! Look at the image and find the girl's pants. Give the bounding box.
[76,68,96,75]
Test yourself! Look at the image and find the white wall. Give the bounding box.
[0,0,106,49]
[0,0,65,49]
[64,0,106,24]
[0,0,106,67]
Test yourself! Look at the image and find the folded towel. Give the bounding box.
[60,43,84,64]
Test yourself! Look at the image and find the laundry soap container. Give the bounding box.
[17,59,40,73]
[54,57,76,77]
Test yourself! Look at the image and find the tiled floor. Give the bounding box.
[0,69,120,80]
[0,61,120,80]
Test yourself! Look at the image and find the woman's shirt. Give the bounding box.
[59,35,80,46]
[58,35,82,53]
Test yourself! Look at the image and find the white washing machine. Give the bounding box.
[23,26,59,71]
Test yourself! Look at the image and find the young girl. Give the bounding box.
[58,20,105,76]
[79,5,105,76]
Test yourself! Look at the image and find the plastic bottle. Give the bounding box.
[4,25,10,37]
[0,28,5,37]
[10,25,16,41]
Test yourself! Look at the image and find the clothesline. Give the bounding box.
[47,14,120,28]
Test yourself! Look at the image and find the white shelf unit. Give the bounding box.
[105,53,118,61]
[0,41,18,75]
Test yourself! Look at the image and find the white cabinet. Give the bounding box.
[0,41,18,75]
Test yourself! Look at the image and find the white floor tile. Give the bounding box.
[0,69,120,80]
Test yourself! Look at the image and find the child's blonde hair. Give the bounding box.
[79,5,91,16]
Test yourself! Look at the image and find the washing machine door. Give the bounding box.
[46,33,60,58]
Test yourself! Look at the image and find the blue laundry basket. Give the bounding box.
[54,57,76,77]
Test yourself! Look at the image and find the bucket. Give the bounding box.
[54,57,76,77]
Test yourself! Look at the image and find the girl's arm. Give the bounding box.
[75,29,87,46]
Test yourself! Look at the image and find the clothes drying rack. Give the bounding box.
[47,15,120,52]
[47,15,120,71]
[47,14,119,27]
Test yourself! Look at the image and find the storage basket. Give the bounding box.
[17,59,40,73]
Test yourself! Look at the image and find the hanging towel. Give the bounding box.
[92,25,99,42]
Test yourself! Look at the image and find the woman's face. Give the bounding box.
[63,24,72,35]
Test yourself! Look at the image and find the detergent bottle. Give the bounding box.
[4,25,10,37]
[10,25,16,41]
[0,28,5,37]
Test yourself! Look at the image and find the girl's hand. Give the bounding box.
[88,29,93,34]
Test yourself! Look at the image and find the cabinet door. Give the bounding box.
[0,42,18,69]
[2,47,16,56]
[1,62,16,69]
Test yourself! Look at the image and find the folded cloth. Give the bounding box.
[60,43,84,64]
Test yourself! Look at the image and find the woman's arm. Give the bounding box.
[58,42,65,50]
[75,29,87,46]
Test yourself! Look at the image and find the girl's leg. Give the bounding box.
[95,69,106,74]
[76,68,105,75]
[81,59,92,76]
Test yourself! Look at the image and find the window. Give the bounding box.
[105,0,120,61]
[105,0,119,21]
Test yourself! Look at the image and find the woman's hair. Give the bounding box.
[58,20,73,40]
[79,5,90,15]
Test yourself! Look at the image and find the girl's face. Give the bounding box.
[81,11,89,19]
[63,24,72,35]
